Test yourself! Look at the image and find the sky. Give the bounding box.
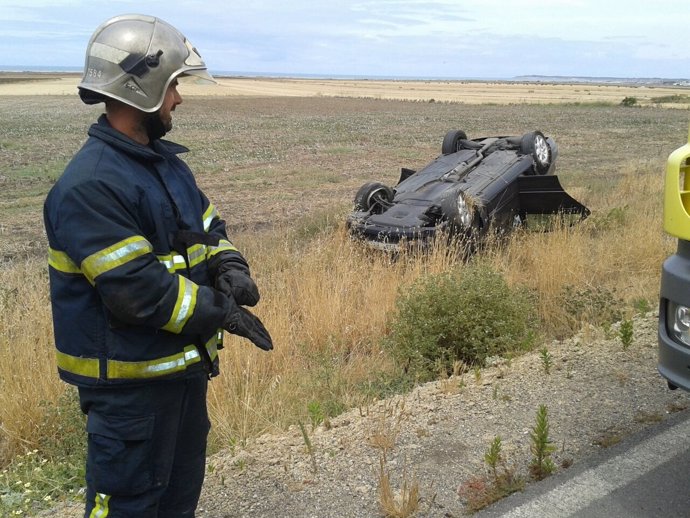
[1,0,689,80]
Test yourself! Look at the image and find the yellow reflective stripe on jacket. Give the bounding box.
[56,336,219,380]
[161,276,198,334]
[157,252,188,273]
[157,245,208,273]
[108,344,207,379]
[48,247,82,274]
[207,239,239,259]
[56,350,100,378]
[89,492,110,518]
[202,203,219,232]
[81,236,153,284]
[188,244,207,268]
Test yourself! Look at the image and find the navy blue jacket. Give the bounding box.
[44,115,242,386]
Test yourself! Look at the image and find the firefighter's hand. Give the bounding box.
[223,306,273,351]
[216,269,260,307]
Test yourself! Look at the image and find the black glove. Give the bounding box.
[216,269,260,307]
[223,305,273,351]
[208,251,260,307]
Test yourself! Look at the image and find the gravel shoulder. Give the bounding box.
[38,312,688,517]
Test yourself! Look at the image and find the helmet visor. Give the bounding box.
[178,68,216,85]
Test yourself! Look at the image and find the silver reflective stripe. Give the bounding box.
[188,245,206,266]
[143,353,194,374]
[82,236,152,283]
[186,348,201,362]
[161,276,198,334]
[175,279,194,328]
[158,253,187,272]
[90,42,129,64]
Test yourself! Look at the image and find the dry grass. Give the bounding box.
[0,260,64,461]
[0,165,675,465]
[0,87,686,468]
[378,455,421,518]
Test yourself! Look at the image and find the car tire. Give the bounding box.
[520,131,552,174]
[441,130,468,154]
[353,182,394,212]
[440,190,475,231]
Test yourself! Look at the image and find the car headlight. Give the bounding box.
[669,301,690,346]
[457,193,473,228]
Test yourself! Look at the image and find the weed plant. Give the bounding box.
[620,319,634,349]
[458,435,523,512]
[529,405,556,480]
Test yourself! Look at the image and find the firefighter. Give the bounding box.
[43,14,273,517]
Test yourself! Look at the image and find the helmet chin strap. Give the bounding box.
[143,111,167,141]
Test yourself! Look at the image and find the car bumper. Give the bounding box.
[658,240,690,391]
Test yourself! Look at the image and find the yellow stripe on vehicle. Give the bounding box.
[81,236,153,284]
[48,247,83,274]
[161,276,198,334]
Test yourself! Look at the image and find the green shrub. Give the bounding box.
[620,96,637,107]
[387,264,537,381]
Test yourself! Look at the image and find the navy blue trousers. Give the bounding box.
[78,370,210,518]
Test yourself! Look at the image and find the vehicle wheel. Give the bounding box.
[441,130,468,154]
[520,131,552,174]
[353,182,394,212]
[440,189,475,232]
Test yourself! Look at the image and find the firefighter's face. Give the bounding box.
[159,79,183,132]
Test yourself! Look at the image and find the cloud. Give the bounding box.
[0,0,688,77]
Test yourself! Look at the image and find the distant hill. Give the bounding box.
[512,75,690,87]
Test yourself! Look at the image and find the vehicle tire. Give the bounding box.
[440,189,475,232]
[441,130,468,154]
[520,131,552,174]
[353,182,394,212]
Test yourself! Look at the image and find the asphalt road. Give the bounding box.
[476,407,690,518]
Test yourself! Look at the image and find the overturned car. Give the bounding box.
[346,130,590,251]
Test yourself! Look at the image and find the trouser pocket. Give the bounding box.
[86,412,155,496]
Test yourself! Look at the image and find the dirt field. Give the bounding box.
[1,73,688,106]
[1,78,689,262]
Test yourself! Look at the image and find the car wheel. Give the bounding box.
[441,130,468,154]
[353,182,394,212]
[520,131,552,174]
[440,189,474,232]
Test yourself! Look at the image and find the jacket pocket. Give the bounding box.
[86,412,155,496]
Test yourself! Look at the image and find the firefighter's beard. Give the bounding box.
[143,111,170,141]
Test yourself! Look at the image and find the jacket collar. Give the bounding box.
[88,114,190,161]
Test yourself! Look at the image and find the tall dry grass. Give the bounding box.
[493,162,673,335]
[0,260,62,462]
[206,223,461,447]
[0,162,675,463]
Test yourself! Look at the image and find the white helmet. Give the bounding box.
[78,14,214,112]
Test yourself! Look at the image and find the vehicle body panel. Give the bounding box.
[658,125,690,391]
